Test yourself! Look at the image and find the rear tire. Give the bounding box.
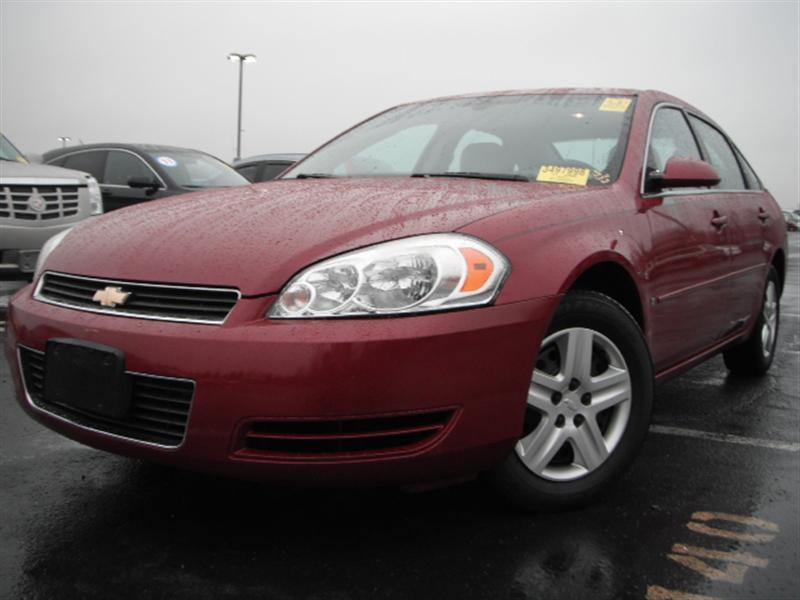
[489,291,653,511]
[723,266,780,377]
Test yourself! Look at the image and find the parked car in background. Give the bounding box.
[233,153,305,182]
[6,89,787,509]
[42,144,248,212]
[783,210,799,232]
[1,133,102,279]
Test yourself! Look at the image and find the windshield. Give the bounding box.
[0,133,28,163]
[284,94,635,185]
[147,150,248,188]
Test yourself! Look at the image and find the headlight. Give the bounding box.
[34,228,72,280]
[269,234,509,318]
[87,177,103,215]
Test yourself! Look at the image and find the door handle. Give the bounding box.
[757,207,770,224]
[710,212,728,230]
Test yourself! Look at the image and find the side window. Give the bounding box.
[104,151,156,186]
[259,162,292,181]
[733,147,761,190]
[688,117,746,190]
[236,164,260,182]
[59,151,107,180]
[333,124,437,175]
[647,108,702,174]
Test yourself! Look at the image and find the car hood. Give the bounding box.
[0,160,92,181]
[46,178,577,296]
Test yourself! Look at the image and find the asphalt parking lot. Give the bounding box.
[1,237,797,600]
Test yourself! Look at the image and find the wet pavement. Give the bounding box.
[1,238,798,600]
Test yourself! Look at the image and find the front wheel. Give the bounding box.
[489,291,653,510]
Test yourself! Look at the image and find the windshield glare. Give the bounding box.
[147,151,248,188]
[284,94,634,185]
[0,134,28,163]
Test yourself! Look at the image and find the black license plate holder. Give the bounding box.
[44,338,132,419]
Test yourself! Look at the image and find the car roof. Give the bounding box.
[42,143,213,161]
[414,87,701,111]
[234,153,306,166]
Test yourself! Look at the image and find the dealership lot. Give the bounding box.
[0,235,797,600]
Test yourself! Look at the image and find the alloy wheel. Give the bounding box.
[761,280,778,359]
[516,327,632,481]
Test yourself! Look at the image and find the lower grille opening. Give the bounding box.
[236,409,456,460]
[19,346,194,447]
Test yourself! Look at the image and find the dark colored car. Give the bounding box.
[782,211,799,232]
[233,153,305,182]
[6,89,787,509]
[42,144,248,212]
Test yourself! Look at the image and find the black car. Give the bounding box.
[233,153,305,182]
[42,144,249,212]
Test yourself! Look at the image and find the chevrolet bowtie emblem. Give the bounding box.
[92,286,131,308]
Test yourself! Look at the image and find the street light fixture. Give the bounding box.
[227,52,257,161]
[57,136,71,148]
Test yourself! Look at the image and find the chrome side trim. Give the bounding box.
[0,178,86,186]
[33,271,241,326]
[652,263,767,304]
[16,344,196,450]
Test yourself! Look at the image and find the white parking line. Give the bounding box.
[650,425,800,452]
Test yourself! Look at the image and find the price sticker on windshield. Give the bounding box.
[536,165,590,186]
[599,97,633,112]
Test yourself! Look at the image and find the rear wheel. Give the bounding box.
[489,291,653,510]
[723,266,780,376]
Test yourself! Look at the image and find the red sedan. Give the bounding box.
[5,89,787,509]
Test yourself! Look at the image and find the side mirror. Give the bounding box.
[128,176,162,191]
[647,158,721,190]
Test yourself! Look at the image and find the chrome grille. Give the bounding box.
[36,272,240,325]
[0,185,81,220]
[19,345,194,447]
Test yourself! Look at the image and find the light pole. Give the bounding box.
[227,52,256,161]
[57,136,71,148]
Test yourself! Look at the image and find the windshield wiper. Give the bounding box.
[295,173,334,179]
[411,172,529,182]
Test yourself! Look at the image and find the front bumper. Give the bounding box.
[5,286,557,485]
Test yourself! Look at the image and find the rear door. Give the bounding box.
[690,115,770,330]
[642,106,736,371]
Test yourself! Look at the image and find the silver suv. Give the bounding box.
[1,133,103,276]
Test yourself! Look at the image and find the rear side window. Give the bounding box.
[58,150,107,180]
[236,164,259,182]
[104,150,156,186]
[688,117,746,190]
[647,107,701,174]
[733,147,761,190]
[259,162,292,181]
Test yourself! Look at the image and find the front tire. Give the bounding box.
[489,291,654,510]
[723,266,780,376]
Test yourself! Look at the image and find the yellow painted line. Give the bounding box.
[650,425,800,452]
[646,585,718,600]
[666,553,749,583]
[671,543,768,568]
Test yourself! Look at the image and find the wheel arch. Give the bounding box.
[560,254,645,332]
[771,247,786,296]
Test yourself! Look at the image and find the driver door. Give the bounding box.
[100,150,167,212]
[642,106,735,371]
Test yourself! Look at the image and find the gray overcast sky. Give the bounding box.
[1,1,798,208]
